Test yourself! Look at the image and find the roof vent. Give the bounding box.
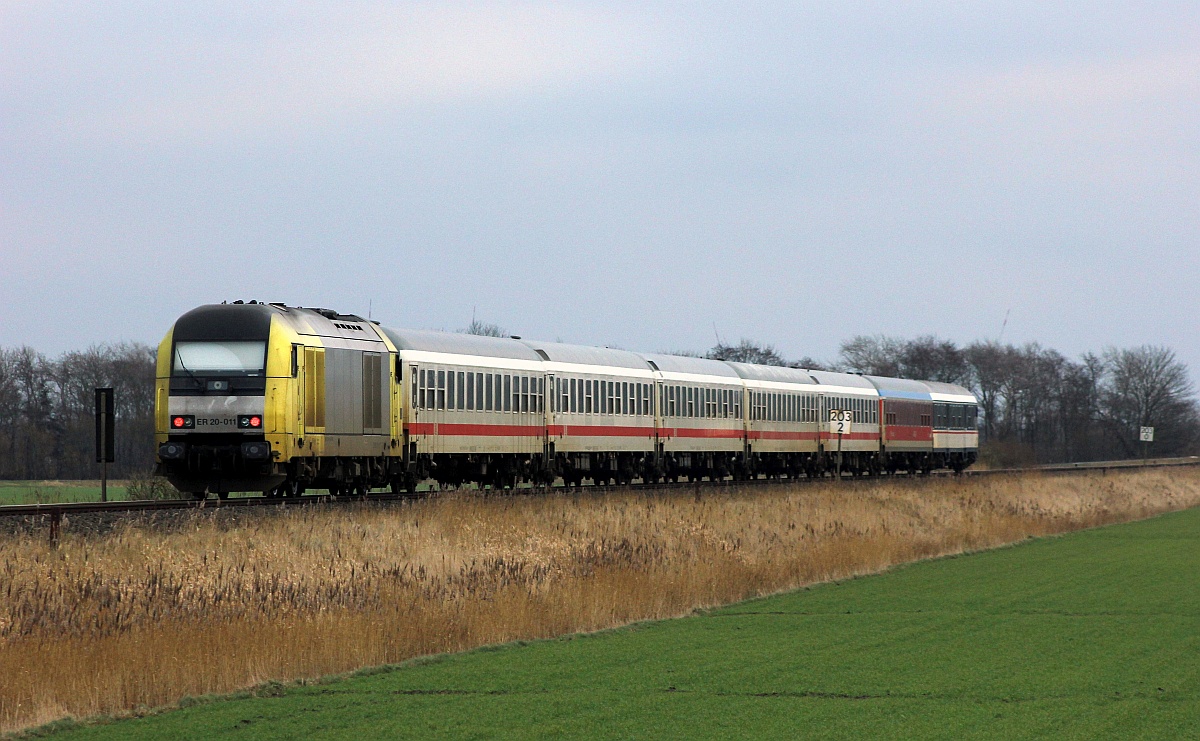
[510,335,522,340]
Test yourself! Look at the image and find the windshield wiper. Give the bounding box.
[174,352,204,389]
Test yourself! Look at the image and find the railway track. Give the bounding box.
[3,456,1197,527]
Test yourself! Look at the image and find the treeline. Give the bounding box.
[0,344,157,479]
[1,333,1196,480]
[708,335,1200,465]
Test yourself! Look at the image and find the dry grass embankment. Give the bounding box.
[3,468,1200,734]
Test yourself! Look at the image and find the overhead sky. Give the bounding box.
[2,2,1198,373]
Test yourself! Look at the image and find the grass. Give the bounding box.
[0,481,132,505]
[32,498,1200,739]
[3,468,1200,735]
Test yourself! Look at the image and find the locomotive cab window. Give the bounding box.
[173,341,266,375]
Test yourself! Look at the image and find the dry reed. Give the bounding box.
[3,468,1200,734]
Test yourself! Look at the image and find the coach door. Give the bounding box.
[545,374,556,456]
[406,364,419,459]
[654,380,666,459]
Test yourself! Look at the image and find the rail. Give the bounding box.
[3,456,1199,545]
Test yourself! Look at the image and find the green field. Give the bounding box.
[42,506,1200,739]
[0,481,132,505]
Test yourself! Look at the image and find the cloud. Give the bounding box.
[956,51,1200,109]
[7,3,673,144]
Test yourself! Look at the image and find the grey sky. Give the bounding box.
[2,2,1197,375]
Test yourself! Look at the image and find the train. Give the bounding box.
[154,302,979,497]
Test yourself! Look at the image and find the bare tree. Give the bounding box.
[708,339,786,366]
[900,335,969,384]
[839,335,905,377]
[787,356,828,371]
[461,319,507,337]
[1099,346,1198,456]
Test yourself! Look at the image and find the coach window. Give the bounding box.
[500,375,509,412]
[436,370,446,410]
[417,369,426,410]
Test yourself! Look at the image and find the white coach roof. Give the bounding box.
[381,328,544,362]
[724,362,819,385]
[638,352,742,379]
[520,340,651,371]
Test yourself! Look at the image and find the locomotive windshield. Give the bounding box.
[173,341,267,375]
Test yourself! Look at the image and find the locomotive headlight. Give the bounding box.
[171,415,195,429]
[240,441,271,460]
[158,442,187,460]
[237,415,263,429]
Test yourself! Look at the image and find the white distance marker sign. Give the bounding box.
[829,409,852,436]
